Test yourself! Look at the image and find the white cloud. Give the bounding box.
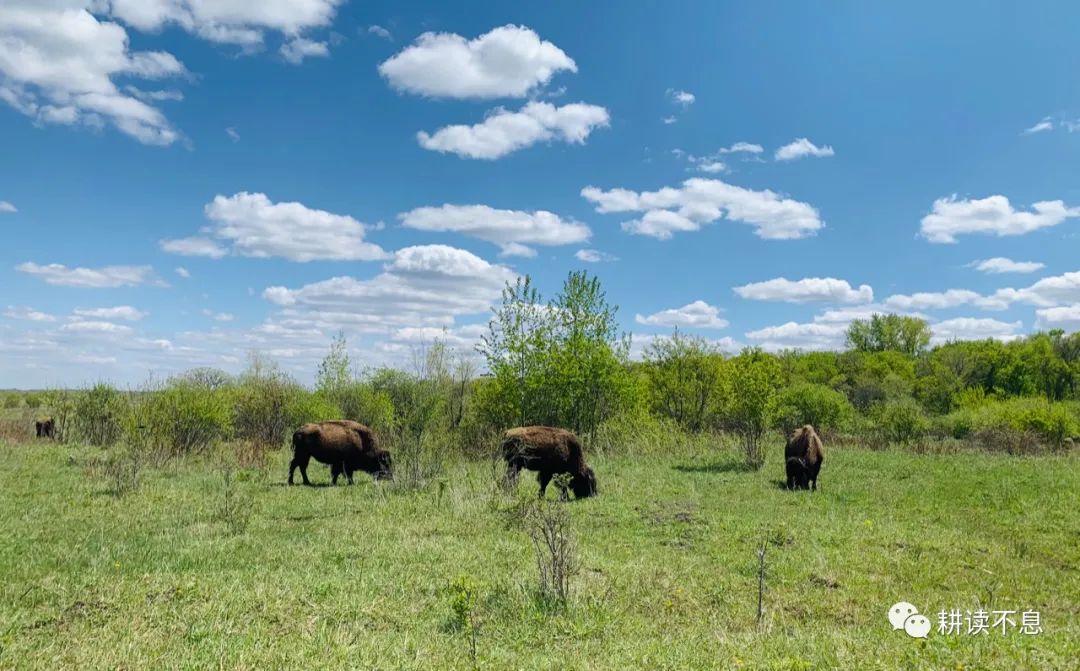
[0,201,14,213]
[175,266,190,278]
[635,300,728,329]
[920,195,1080,243]
[734,277,873,304]
[226,127,240,142]
[884,289,983,311]
[1022,118,1053,135]
[263,244,517,331]
[661,115,677,125]
[745,321,848,352]
[1035,304,1080,331]
[202,309,235,322]
[970,257,1045,274]
[582,178,823,241]
[813,304,929,324]
[931,318,1023,344]
[629,333,742,360]
[718,142,763,154]
[280,37,329,64]
[160,237,228,259]
[0,2,187,145]
[417,101,609,159]
[668,89,695,107]
[775,138,835,161]
[399,204,590,256]
[696,160,727,174]
[60,320,133,335]
[378,25,576,99]
[16,262,161,288]
[368,25,391,40]
[162,192,387,262]
[124,86,183,102]
[73,306,146,321]
[4,306,56,322]
[575,249,617,263]
[986,270,1080,308]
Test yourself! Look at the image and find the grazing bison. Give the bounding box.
[785,424,824,491]
[289,420,392,486]
[501,426,597,500]
[35,417,55,440]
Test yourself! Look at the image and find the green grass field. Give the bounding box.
[1,439,1077,670]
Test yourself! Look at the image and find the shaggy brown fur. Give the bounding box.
[501,426,597,499]
[784,425,824,491]
[35,417,55,440]
[289,420,392,486]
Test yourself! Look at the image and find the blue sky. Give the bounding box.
[3,1,1080,387]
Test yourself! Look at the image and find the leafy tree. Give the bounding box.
[771,382,854,436]
[846,314,931,357]
[316,331,352,399]
[726,348,783,469]
[643,330,727,431]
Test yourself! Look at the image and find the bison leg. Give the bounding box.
[537,471,552,499]
[331,463,343,486]
[345,467,355,485]
[289,453,312,486]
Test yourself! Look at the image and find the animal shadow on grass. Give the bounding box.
[672,460,755,475]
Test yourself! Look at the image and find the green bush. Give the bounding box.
[770,382,854,436]
[135,381,231,455]
[939,398,1080,450]
[73,383,126,446]
[23,393,42,410]
[870,398,929,444]
[2,395,19,409]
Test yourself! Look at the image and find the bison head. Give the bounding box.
[375,450,393,480]
[571,466,598,498]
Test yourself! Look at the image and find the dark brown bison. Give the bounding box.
[501,426,597,499]
[289,420,392,486]
[785,425,824,491]
[35,417,55,440]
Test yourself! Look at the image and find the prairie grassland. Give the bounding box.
[0,439,1077,670]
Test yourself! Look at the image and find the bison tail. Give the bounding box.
[291,430,305,454]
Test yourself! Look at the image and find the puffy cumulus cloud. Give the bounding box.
[1035,304,1080,331]
[72,306,145,321]
[920,195,1080,244]
[280,37,329,64]
[0,201,16,213]
[976,270,1080,310]
[0,1,187,145]
[813,304,929,324]
[367,25,391,40]
[161,192,387,262]
[582,178,823,241]
[378,25,575,98]
[399,203,590,256]
[667,89,695,107]
[575,249,617,263]
[884,289,984,311]
[775,138,834,161]
[930,318,1023,344]
[16,262,162,288]
[718,142,764,155]
[635,300,728,329]
[744,321,848,352]
[389,323,488,351]
[970,257,1045,274]
[735,277,873,304]
[60,320,134,335]
[175,266,190,278]
[263,244,517,331]
[417,102,609,159]
[4,306,56,322]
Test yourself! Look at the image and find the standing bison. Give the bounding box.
[785,424,824,491]
[35,417,55,440]
[289,420,393,486]
[501,426,597,499]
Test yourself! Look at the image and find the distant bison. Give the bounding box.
[785,425,824,491]
[35,417,55,440]
[289,420,393,486]
[501,426,597,499]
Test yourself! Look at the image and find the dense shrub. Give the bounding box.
[23,393,42,410]
[134,381,231,455]
[870,398,929,444]
[936,398,1079,450]
[770,383,854,436]
[2,395,19,409]
[726,349,783,469]
[73,383,126,446]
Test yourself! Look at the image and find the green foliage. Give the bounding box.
[23,393,42,409]
[42,388,76,442]
[231,354,309,450]
[770,383,854,436]
[135,379,231,455]
[726,349,783,469]
[936,397,1080,449]
[846,314,932,357]
[73,382,126,446]
[2,395,18,410]
[642,330,728,432]
[870,398,929,444]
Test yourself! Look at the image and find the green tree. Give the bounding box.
[643,330,727,431]
[316,331,352,400]
[846,314,931,357]
[726,349,783,469]
[771,382,854,436]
